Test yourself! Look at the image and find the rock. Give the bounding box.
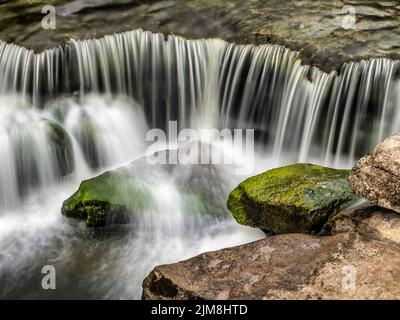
[1,1,399,71]
[45,120,75,177]
[62,164,155,227]
[12,119,74,197]
[227,163,358,235]
[70,115,100,170]
[62,143,231,227]
[142,206,400,300]
[329,205,400,246]
[349,133,400,214]
[47,97,106,170]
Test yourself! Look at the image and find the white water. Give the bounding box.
[0,29,399,298]
[0,94,264,299]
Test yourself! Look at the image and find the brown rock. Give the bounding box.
[142,206,400,300]
[331,205,400,246]
[349,134,400,214]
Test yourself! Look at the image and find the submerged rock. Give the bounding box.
[12,119,74,197]
[62,144,231,227]
[72,116,100,170]
[227,163,358,235]
[142,206,400,300]
[349,134,400,214]
[62,166,154,227]
[45,120,75,177]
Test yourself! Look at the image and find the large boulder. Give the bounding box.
[349,133,400,214]
[227,163,358,235]
[142,206,400,300]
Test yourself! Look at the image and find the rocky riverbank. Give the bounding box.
[142,205,400,299]
[141,134,400,300]
[1,0,400,72]
[59,133,400,300]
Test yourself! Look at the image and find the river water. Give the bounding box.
[0,29,399,299]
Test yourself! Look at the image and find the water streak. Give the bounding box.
[1,29,397,170]
[0,29,399,298]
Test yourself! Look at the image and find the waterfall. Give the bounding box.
[219,44,400,166]
[0,29,399,208]
[1,29,398,167]
[0,28,399,299]
[45,95,148,169]
[0,97,76,209]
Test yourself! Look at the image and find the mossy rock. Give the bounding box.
[227,163,359,235]
[62,166,154,227]
[62,147,230,227]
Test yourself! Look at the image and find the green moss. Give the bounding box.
[62,152,232,227]
[227,163,359,234]
[62,168,154,227]
[227,187,249,225]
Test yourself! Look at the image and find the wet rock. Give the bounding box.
[70,115,100,170]
[227,163,358,235]
[142,205,400,300]
[0,1,399,71]
[45,120,75,177]
[62,143,231,227]
[62,165,154,227]
[12,119,74,197]
[349,133,400,214]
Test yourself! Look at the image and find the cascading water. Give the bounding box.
[218,43,400,166]
[2,29,399,164]
[0,29,399,298]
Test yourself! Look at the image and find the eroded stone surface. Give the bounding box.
[349,134,400,214]
[331,205,400,246]
[142,206,400,300]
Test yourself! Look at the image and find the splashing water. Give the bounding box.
[0,93,264,299]
[0,29,399,298]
